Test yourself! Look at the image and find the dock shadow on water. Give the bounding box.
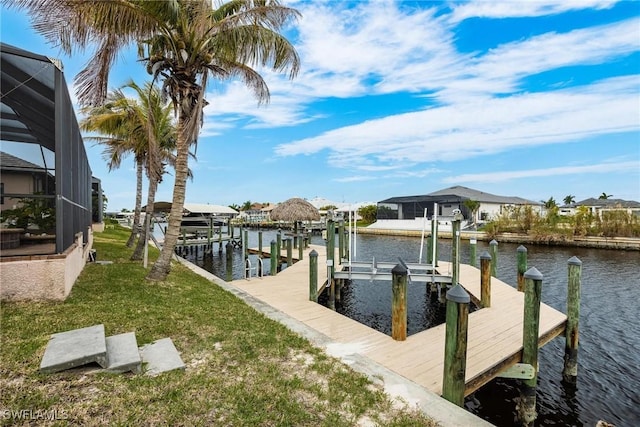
[317,277,479,337]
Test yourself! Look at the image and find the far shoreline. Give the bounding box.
[355,227,640,251]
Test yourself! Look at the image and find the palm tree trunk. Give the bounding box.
[131,174,158,261]
[147,116,189,281]
[127,161,144,247]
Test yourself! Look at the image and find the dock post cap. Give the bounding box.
[568,256,582,266]
[480,251,491,260]
[524,267,543,281]
[517,245,527,253]
[391,263,408,276]
[446,283,470,304]
[490,239,498,246]
[309,249,318,257]
[270,240,276,244]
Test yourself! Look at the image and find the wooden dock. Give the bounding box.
[232,244,567,397]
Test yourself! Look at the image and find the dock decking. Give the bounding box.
[232,244,567,397]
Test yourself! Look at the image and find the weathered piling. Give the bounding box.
[426,236,433,265]
[338,220,345,261]
[391,264,408,341]
[469,238,477,267]
[298,235,303,261]
[517,245,528,292]
[258,231,263,255]
[480,251,492,308]
[244,229,249,259]
[270,240,277,275]
[225,242,233,282]
[442,284,471,406]
[277,231,282,253]
[286,238,293,267]
[563,256,582,384]
[327,219,336,311]
[309,249,318,302]
[518,267,543,427]
[489,239,498,277]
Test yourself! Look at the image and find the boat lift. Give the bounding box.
[334,203,451,285]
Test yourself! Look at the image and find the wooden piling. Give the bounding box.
[519,267,543,427]
[327,219,336,311]
[277,231,282,253]
[426,236,433,265]
[244,229,249,259]
[517,245,527,292]
[225,242,233,282]
[298,235,303,261]
[309,249,318,302]
[258,231,263,255]
[286,238,293,267]
[489,239,498,278]
[469,238,477,267]
[270,240,277,275]
[563,256,582,384]
[338,220,345,261]
[391,264,408,341]
[480,251,491,308]
[442,284,470,406]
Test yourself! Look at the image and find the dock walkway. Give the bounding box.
[232,244,567,397]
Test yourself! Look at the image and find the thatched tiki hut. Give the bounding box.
[270,198,320,234]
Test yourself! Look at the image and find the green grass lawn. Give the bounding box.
[0,226,436,426]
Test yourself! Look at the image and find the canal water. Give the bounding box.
[175,229,639,426]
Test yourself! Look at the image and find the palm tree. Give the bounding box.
[81,81,176,262]
[543,197,558,210]
[80,88,147,248]
[463,199,480,225]
[599,192,613,200]
[12,0,301,281]
[563,195,575,205]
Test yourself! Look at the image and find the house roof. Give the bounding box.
[380,186,540,205]
[0,151,43,172]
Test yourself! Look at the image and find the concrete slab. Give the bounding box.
[139,338,185,376]
[105,332,142,374]
[40,324,108,373]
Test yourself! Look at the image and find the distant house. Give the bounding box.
[559,198,640,217]
[239,203,274,223]
[374,185,541,230]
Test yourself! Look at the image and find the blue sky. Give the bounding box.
[1,0,639,212]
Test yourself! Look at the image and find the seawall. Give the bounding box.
[356,228,640,251]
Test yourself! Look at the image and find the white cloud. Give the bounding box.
[449,0,619,23]
[444,161,640,184]
[275,75,640,168]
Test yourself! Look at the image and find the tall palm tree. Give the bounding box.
[599,192,613,200]
[11,0,301,281]
[81,81,176,262]
[80,88,147,248]
[563,195,575,205]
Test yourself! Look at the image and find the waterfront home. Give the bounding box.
[559,197,640,217]
[373,185,541,231]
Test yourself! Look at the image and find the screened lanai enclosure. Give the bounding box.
[376,194,471,220]
[0,43,100,255]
